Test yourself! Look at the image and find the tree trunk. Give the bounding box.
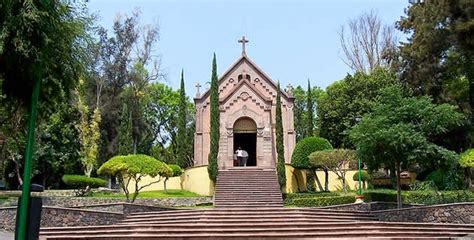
[310,169,324,192]
[396,160,402,209]
[164,178,168,193]
[324,168,329,192]
[342,174,347,193]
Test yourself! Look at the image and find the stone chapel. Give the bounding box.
[193,37,296,169]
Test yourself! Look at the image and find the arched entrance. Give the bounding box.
[233,117,257,166]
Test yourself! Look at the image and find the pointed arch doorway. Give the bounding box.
[233,117,257,166]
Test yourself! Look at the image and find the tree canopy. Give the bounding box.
[349,85,464,207]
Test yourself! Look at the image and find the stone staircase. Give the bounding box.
[40,208,474,239]
[214,167,283,208]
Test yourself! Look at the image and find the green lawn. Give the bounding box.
[90,189,203,198]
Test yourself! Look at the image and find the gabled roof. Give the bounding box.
[219,78,272,105]
[195,54,292,102]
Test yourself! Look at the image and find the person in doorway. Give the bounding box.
[236,147,243,166]
[241,149,249,167]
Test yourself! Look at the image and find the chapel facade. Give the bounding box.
[194,37,296,169]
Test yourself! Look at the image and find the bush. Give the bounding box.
[409,180,437,191]
[352,170,371,181]
[98,154,172,202]
[425,169,464,190]
[62,175,107,196]
[291,195,354,207]
[283,192,338,204]
[364,189,474,205]
[291,137,332,169]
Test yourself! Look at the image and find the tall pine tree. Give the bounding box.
[208,54,219,182]
[176,69,188,168]
[306,79,314,137]
[276,82,286,188]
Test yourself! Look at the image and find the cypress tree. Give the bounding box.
[276,82,286,188]
[306,79,314,137]
[208,53,219,182]
[176,69,187,168]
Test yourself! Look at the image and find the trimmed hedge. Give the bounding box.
[291,195,355,207]
[62,175,107,188]
[291,137,332,169]
[352,170,371,181]
[364,190,474,205]
[283,192,339,204]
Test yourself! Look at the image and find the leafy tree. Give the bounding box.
[395,1,474,107]
[208,54,219,182]
[318,68,397,148]
[309,149,357,193]
[291,137,333,192]
[349,85,464,208]
[176,70,188,168]
[293,85,324,141]
[0,0,93,107]
[117,103,133,155]
[393,1,474,148]
[459,149,474,188]
[352,170,371,190]
[98,154,172,202]
[276,82,286,189]
[164,164,183,193]
[306,80,314,137]
[76,80,101,177]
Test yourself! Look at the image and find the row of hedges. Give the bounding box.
[364,190,474,205]
[287,195,355,207]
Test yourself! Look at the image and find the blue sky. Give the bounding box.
[87,0,408,97]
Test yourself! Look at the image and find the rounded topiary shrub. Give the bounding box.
[62,175,107,189]
[352,170,371,181]
[291,137,333,169]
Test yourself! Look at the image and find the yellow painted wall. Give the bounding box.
[285,164,361,193]
[128,164,361,196]
[126,165,213,196]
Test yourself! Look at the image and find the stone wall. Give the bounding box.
[0,206,123,232]
[372,203,474,224]
[2,196,212,208]
[75,203,175,214]
[319,202,420,211]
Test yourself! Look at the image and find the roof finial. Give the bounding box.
[238,36,249,56]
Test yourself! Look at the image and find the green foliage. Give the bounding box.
[62,175,107,196]
[306,80,314,137]
[364,189,474,205]
[425,169,464,190]
[291,137,333,169]
[176,70,189,168]
[293,85,325,141]
[168,164,183,177]
[318,68,398,148]
[117,103,133,155]
[460,149,474,168]
[0,1,93,106]
[309,149,356,193]
[276,82,286,188]
[76,80,102,177]
[290,195,354,207]
[409,181,437,191]
[352,170,371,182]
[98,154,172,202]
[208,53,219,182]
[144,82,195,164]
[349,85,464,206]
[62,175,107,189]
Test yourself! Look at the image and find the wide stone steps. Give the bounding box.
[40,219,474,239]
[214,168,283,208]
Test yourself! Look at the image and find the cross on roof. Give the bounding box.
[195,83,202,97]
[238,36,249,56]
